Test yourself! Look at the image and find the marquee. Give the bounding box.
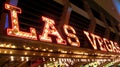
[4,3,120,53]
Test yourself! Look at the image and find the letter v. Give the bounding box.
[84,31,97,50]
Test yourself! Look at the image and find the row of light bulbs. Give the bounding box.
[10,56,29,61]
[0,42,119,59]
[9,56,113,63]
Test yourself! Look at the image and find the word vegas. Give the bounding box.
[5,3,120,53]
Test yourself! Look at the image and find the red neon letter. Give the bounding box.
[113,42,120,53]
[96,36,107,51]
[39,16,66,45]
[83,31,97,50]
[103,38,113,52]
[63,24,80,47]
[110,41,119,53]
[5,3,37,40]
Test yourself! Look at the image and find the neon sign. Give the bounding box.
[4,3,120,53]
[63,24,80,47]
[39,16,66,45]
[5,3,37,40]
[84,31,120,53]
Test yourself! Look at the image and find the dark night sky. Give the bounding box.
[94,0,120,22]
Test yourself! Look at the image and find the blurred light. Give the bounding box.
[48,49,53,52]
[10,56,14,61]
[4,51,7,53]
[25,57,29,61]
[21,57,24,61]
[24,52,27,55]
[10,51,13,54]
[25,47,31,50]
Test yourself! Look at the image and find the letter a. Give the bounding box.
[39,16,66,45]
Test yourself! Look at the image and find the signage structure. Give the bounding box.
[4,3,120,53]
